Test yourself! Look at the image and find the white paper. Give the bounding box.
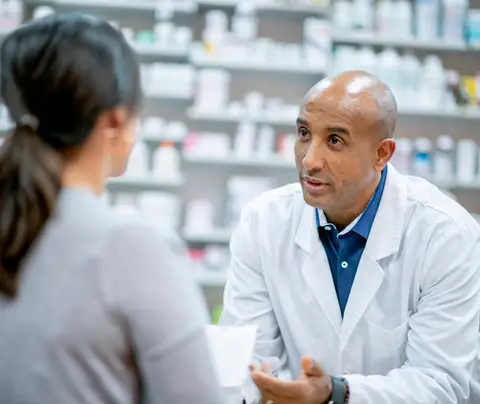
[205,324,257,388]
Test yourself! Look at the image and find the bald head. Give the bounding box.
[303,71,397,139]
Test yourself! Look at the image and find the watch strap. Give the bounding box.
[329,376,347,404]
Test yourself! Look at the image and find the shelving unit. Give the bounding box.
[9,0,480,303]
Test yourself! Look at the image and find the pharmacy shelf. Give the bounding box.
[196,269,229,287]
[26,0,197,13]
[140,133,185,145]
[399,107,480,120]
[187,108,296,125]
[144,91,193,102]
[197,0,329,16]
[107,176,183,192]
[134,44,190,61]
[332,31,468,51]
[188,107,480,123]
[183,154,295,169]
[191,50,326,75]
[183,228,232,244]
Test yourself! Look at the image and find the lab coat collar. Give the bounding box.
[295,164,406,261]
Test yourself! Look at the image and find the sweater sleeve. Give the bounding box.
[101,220,224,404]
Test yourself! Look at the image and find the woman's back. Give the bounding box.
[0,188,223,404]
[0,13,223,404]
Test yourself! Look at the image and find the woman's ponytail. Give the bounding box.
[0,121,62,297]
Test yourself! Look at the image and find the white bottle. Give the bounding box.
[376,0,394,35]
[456,139,477,182]
[352,0,374,32]
[419,55,445,109]
[234,121,256,159]
[391,138,413,174]
[332,46,358,75]
[441,0,468,42]
[414,0,440,40]
[202,10,229,54]
[401,53,421,107]
[194,69,231,113]
[357,46,377,76]
[434,135,455,182]
[151,142,181,181]
[332,0,353,31]
[413,137,433,178]
[232,0,258,42]
[256,125,276,158]
[377,48,402,98]
[392,0,413,38]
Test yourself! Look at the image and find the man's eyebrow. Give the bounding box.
[327,126,351,136]
[296,117,308,126]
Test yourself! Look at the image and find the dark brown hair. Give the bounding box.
[0,13,141,297]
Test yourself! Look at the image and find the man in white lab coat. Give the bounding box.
[220,71,480,404]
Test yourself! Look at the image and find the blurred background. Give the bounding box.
[0,0,479,322]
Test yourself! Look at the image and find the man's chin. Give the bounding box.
[302,188,332,209]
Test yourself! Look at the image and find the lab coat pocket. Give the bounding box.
[363,319,409,375]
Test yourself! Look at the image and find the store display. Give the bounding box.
[1,0,479,298]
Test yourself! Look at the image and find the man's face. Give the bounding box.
[295,92,380,211]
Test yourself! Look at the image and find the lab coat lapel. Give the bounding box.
[295,203,342,337]
[340,164,407,352]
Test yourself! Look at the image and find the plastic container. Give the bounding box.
[434,135,455,182]
[391,138,413,173]
[401,53,421,107]
[414,0,440,40]
[352,0,374,31]
[441,0,468,42]
[413,137,433,178]
[357,46,377,76]
[376,0,394,35]
[377,48,402,98]
[392,0,413,38]
[194,69,231,113]
[419,55,445,109]
[232,0,258,42]
[456,139,477,182]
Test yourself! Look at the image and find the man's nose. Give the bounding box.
[302,143,326,172]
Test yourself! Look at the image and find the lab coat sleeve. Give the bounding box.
[219,201,287,402]
[344,223,480,404]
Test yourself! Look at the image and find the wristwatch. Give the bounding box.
[328,376,349,404]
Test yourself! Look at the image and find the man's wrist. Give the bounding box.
[326,376,350,404]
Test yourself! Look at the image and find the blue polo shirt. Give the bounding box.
[315,167,387,317]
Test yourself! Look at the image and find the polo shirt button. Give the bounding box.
[325,226,331,231]
[341,261,348,269]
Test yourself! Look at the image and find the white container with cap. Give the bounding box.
[391,138,413,174]
[456,139,477,182]
[413,137,433,178]
[232,0,258,42]
[434,135,455,182]
[151,142,181,181]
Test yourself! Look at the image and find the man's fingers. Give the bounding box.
[252,371,305,398]
[301,356,326,377]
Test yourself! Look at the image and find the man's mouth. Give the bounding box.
[302,176,329,192]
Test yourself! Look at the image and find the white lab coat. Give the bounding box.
[220,165,480,404]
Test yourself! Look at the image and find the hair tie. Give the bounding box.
[18,114,39,131]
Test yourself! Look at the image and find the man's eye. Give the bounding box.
[298,128,309,138]
[329,135,341,145]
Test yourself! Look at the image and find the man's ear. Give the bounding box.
[376,138,396,170]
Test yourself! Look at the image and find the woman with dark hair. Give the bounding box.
[0,13,224,404]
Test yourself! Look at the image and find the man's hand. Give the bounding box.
[250,356,333,404]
